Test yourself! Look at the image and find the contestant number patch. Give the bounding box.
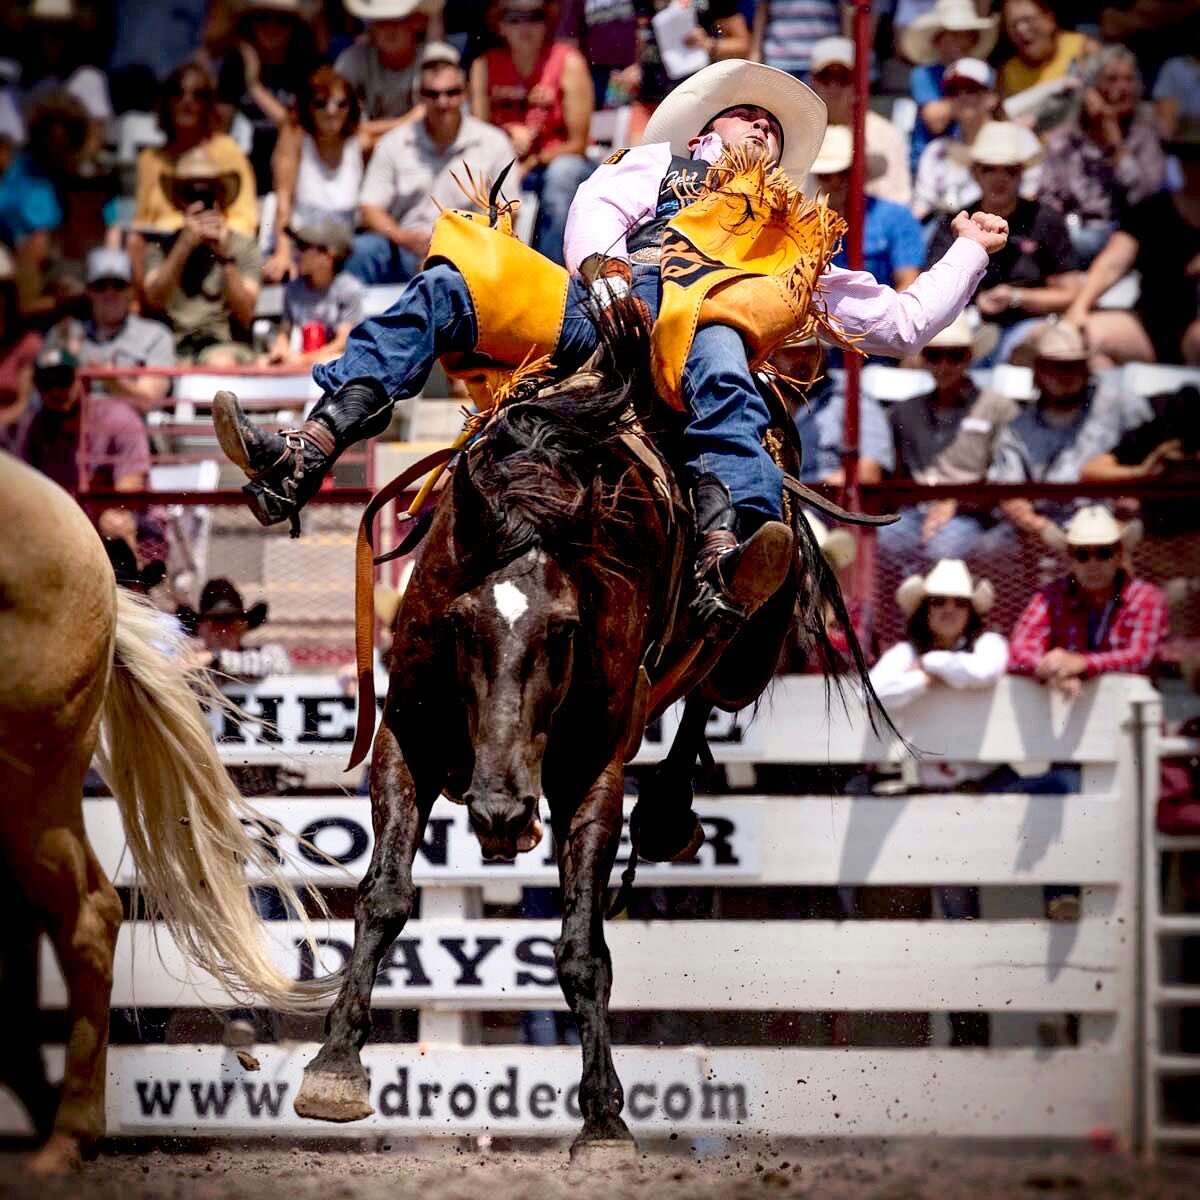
[604,148,631,165]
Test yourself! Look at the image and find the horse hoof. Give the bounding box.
[24,1133,83,1175]
[293,1069,373,1123]
[569,1137,638,1170]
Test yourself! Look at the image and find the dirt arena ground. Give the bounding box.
[3,1141,1200,1199]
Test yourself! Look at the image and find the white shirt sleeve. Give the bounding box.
[921,632,1009,690]
[819,238,989,358]
[868,641,926,709]
[563,141,674,274]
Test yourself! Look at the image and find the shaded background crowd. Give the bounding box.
[0,0,1198,1063]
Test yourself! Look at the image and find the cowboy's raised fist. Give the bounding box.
[951,210,1009,256]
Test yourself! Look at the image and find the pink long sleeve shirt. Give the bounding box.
[562,140,989,358]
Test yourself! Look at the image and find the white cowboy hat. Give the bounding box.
[808,124,886,179]
[962,120,1043,168]
[896,558,994,617]
[29,0,76,19]
[642,59,827,183]
[805,514,857,572]
[900,0,999,67]
[925,312,974,350]
[344,0,438,19]
[1040,504,1144,555]
[1031,320,1088,362]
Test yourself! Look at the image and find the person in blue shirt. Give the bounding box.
[809,125,925,291]
[899,0,999,174]
[0,91,89,317]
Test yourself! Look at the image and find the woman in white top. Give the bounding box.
[869,557,1006,1046]
[265,65,366,283]
[870,558,1008,788]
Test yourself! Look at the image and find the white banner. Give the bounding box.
[84,796,763,888]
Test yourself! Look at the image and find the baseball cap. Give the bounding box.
[86,247,133,286]
[418,40,461,70]
[945,58,995,90]
[810,37,854,75]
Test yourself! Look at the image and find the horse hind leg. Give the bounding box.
[7,772,122,1176]
[552,762,636,1162]
[294,722,437,1122]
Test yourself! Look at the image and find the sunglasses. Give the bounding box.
[502,9,547,23]
[89,278,129,292]
[814,70,852,86]
[176,182,222,208]
[923,347,970,363]
[1071,546,1117,563]
[420,86,465,100]
[929,596,971,609]
[978,163,1022,176]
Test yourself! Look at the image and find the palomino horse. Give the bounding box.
[290,313,874,1159]
[0,453,333,1174]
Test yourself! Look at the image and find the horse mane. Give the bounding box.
[453,301,657,578]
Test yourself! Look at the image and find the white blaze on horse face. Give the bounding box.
[492,580,529,629]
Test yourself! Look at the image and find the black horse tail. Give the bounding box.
[791,510,908,748]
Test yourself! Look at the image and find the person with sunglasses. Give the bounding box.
[133,62,258,240]
[266,66,365,284]
[348,45,515,284]
[879,312,1018,569]
[1010,504,1165,700]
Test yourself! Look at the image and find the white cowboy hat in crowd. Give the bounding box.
[344,0,439,19]
[1040,505,1144,555]
[809,36,855,75]
[962,120,1043,168]
[28,0,76,19]
[896,558,994,617]
[924,310,999,362]
[900,0,999,67]
[808,124,887,180]
[805,514,857,572]
[642,59,827,183]
[1031,321,1088,362]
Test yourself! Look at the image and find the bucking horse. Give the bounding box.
[289,305,886,1160]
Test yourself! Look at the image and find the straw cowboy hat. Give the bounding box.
[162,145,243,213]
[642,59,827,183]
[804,514,857,572]
[900,0,999,66]
[808,124,886,179]
[343,0,439,18]
[177,578,268,634]
[1031,320,1088,362]
[1040,505,1144,556]
[896,558,994,617]
[958,120,1043,168]
[923,310,1000,363]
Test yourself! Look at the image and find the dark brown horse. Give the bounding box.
[292,310,875,1159]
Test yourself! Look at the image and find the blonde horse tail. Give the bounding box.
[96,588,340,1010]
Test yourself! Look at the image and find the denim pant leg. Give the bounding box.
[528,155,596,266]
[344,232,422,286]
[313,263,478,398]
[681,324,784,520]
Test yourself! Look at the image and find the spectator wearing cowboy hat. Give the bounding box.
[926,120,1073,365]
[350,43,514,284]
[869,555,1005,1045]
[878,312,1018,567]
[1010,504,1166,698]
[140,145,263,365]
[984,323,1149,554]
[809,125,924,291]
[265,218,365,366]
[900,0,999,176]
[335,0,442,144]
[178,577,292,680]
[808,36,911,206]
[133,61,258,239]
[1063,122,1200,371]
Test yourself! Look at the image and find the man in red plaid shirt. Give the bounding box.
[1010,505,1166,700]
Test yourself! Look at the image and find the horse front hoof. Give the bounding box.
[569,1136,638,1170]
[293,1068,373,1123]
[24,1133,83,1176]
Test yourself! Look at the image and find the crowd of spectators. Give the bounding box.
[0,0,1195,686]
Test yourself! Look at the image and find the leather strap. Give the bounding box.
[347,444,458,771]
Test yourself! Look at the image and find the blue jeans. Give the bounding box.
[522,155,595,267]
[344,232,424,286]
[875,506,989,569]
[314,262,784,519]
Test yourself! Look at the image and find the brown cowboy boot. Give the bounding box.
[214,377,393,534]
[691,474,794,632]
